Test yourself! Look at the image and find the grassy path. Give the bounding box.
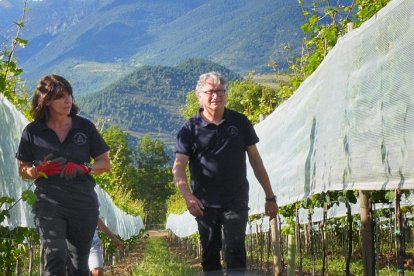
[105,231,202,276]
[106,231,202,275]
[132,236,201,275]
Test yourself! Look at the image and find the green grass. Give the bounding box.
[132,237,201,276]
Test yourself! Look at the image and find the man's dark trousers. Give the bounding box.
[196,204,249,275]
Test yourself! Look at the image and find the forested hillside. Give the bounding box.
[78,58,241,147]
[2,0,305,94]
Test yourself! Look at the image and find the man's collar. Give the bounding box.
[197,108,227,127]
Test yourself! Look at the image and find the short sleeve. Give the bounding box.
[243,115,259,146]
[88,122,110,158]
[15,126,34,162]
[175,123,192,157]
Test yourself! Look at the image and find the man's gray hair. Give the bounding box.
[195,72,227,94]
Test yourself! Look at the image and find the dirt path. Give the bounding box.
[146,230,169,237]
[105,238,145,275]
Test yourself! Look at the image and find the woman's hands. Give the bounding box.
[35,155,66,178]
[60,162,89,180]
[34,154,91,180]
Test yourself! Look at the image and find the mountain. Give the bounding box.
[2,0,305,95]
[78,58,241,148]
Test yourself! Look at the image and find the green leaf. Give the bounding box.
[384,190,395,202]
[0,196,15,207]
[0,210,10,223]
[309,15,319,26]
[15,37,28,47]
[346,190,358,204]
[14,21,25,27]
[301,197,313,209]
[0,78,5,92]
[22,190,37,206]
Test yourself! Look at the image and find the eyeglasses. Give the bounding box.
[202,89,226,96]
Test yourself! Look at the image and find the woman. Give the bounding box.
[15,74,111,275]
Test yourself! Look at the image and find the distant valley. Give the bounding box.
[1,0,308,149]
[1,0,305,95]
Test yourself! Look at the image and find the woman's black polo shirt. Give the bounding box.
[15,115,109,214]
[175,108,259,208]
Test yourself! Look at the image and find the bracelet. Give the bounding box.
[265,195,276,202]
[84,162,93,174]
[31,164,39,179]
[30,164,40,179]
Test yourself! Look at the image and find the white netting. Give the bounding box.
[248,0,414,213]
[166,0,414,237]
[0,94,144,240]
[95,185,144,240]
[165,211,198,237]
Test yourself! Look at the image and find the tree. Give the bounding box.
[95,125,144,216]
[179,90,199,120]
[135,134,169,169]
[134,134,175,225]
[227,74,280,124]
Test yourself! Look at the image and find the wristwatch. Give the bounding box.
[265,195,277,202]
[84,162,93,174]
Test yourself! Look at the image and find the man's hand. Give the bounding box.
[112,237,123,249]
[185,194,204,217]
[60,162,89,180]
[265,201,278,219]
[35,155,66,178]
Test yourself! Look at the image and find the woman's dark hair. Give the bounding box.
[31,74,79,121]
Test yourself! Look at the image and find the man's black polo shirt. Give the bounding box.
[16,115,109,214]
[175,108,259,208]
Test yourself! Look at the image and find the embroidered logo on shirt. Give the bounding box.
[227,126,239,137]
[73,132,87,145]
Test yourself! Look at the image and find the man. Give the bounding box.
[172,72,278,275]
